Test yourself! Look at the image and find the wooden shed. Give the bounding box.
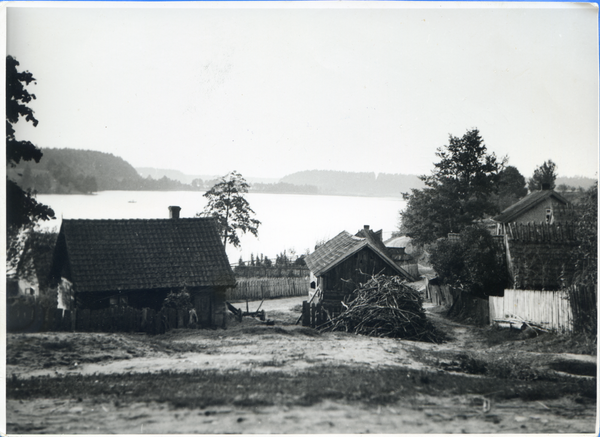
[305,226,415,311]
[50,211,236,328]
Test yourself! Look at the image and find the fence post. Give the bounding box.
[302,301,309,326]
[70,309,77,331]
[311,303,316,328]
[316,303,322,327]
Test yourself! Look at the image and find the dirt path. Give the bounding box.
[5,296,597,434]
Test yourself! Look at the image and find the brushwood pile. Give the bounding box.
[321,274,445,343]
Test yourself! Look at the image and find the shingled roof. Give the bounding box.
[305,231,414,280]
[493,190,569,223]
[52,218,236,293]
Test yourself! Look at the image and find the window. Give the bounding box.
[545,207,553,224]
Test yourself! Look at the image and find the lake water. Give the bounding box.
[36,191,406,263]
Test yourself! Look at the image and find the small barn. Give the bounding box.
[305,226,415,310]
[50,208,236,328]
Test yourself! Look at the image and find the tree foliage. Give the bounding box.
[400,129,505,245]
[6,56,55,232]
[492,165,528,211]
[429,226,510,297]
[200,171,261,250]
[527,160,557,192]
[571,182,598,286]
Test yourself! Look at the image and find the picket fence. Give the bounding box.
[489,289,573,332]
[227,277,309,301]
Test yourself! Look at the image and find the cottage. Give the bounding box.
[493,187,571,234]
[50,207,236,327]
[305,225,415,311]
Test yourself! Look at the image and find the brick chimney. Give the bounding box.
[168,206,181,219]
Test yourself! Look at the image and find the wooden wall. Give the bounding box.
[320,247,400,308]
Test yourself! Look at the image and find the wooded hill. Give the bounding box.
[9,148,194,194]
[281,170,425,197]
[10,148,595,197]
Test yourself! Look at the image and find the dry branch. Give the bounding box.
[319,274,445,343]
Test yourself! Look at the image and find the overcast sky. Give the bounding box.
[6,2,599,180]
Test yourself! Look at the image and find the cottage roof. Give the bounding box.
[53,218,236,293]
[305,231,414,280]
[493,190,569,223]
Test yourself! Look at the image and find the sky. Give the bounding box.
[6,2,599,180]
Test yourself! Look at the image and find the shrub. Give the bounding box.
[161,289,193,312]
[429,226,509,297]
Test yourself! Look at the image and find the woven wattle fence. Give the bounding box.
[227,277,309,301]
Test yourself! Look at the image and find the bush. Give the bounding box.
[429,226,509,297]
[161,289,193,312]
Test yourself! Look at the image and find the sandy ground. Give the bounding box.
[5,296,598,434]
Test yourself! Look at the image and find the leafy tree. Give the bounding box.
[6,55,55,231]
[429,226,510,297]
[263,256,272,267]
[400,129,505,245]
[199,171,261,250]
[492,165,528,211]
[527,160,557,192]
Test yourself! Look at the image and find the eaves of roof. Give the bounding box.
[493,190,569,223]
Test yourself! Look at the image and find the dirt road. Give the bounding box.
[5,296,597,434]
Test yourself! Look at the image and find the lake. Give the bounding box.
[36,191,407,263]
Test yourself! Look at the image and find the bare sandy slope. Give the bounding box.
[5,296,598,434]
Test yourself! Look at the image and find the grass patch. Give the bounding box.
[7,365,595,409]
[41,341,74,351]
[478,326,597,355]
[549,360,597,377]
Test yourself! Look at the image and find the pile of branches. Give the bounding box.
[320,274,445,343]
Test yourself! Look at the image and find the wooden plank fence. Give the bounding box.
[489,289,573,332]
[227,277,309,301]
[301,300,344,328]
[7,305,200,335]
[424,279,455,307]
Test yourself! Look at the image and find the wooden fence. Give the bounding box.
[566,284,597,335]
[227,277,309,301]
[424,278,455,307]
[7,305,200,335]
[489,289,573,332]
[301,301,343,328]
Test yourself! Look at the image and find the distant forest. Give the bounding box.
[9,148,195,194]
[10,148,596,197]
[281,170,425,197]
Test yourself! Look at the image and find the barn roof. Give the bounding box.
[52,218,236,293]
[493,190,569,223]
[305,231,414,280]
